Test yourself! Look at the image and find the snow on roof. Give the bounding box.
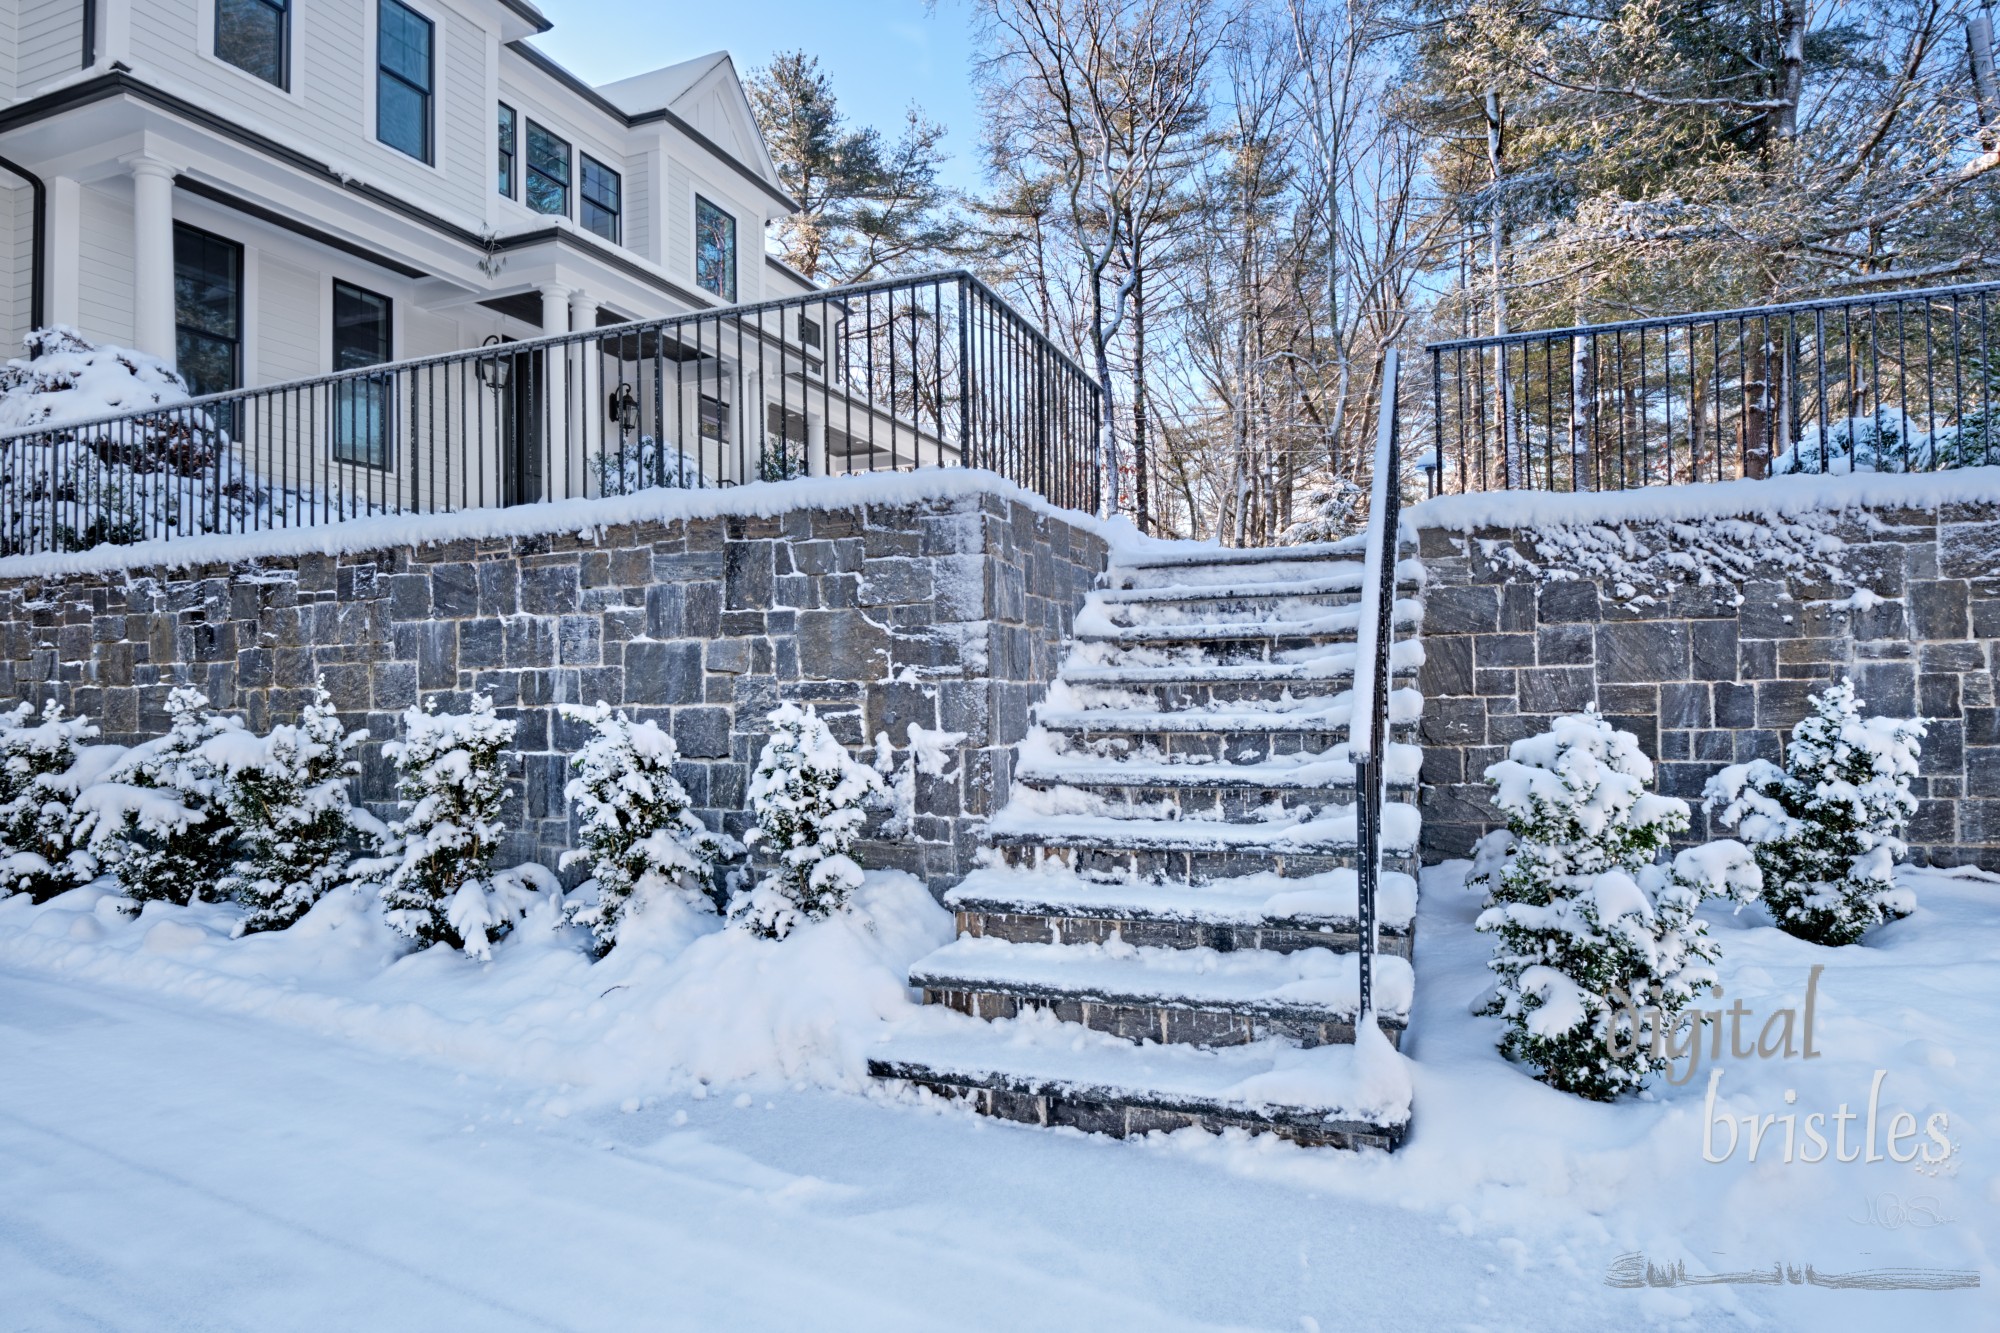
[1405,465,2000,530]
[597,53,732,116]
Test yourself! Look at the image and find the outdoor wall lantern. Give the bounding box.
[476,334,510,392]
[609,382,640,431]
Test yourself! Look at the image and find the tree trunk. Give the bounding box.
[1486,90,1522,489]
[1092,270,1120,518]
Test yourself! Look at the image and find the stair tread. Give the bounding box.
[947,865,1418,931]
[1095,573,1365,604]
[870,1014,1412,1128]
[1111,538,1367,569]
[909,936,1415,1020]
[1036,685,1423,734]
[1015,741,1424,789]
[985,802,1423,852]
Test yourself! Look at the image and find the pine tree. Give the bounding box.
[734,703,884,939]
[1475,709,1759,1100]
[559,702,739,953]
[219,684,368,935]
[0,700,100,900]
[370,693,535,959]
[82,687,239,905]
[1706,680,1924,947]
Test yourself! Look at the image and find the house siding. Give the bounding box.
[253,253,319,385]
[14,0,80,95]
[76,184,135,347]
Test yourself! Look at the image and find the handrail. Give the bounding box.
[1350,346,1401,1032]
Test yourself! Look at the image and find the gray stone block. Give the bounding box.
[1597,620,1689,682]
[625,640,704,706]
[1425,586,1498,634]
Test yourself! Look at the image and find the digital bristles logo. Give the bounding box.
[1601,965,1959,1167]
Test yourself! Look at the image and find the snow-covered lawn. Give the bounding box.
[2,864,1994,1329]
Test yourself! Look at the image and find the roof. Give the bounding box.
[596,54,733,116]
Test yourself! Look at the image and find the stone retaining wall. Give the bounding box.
[0,487,1108,891]
[1413,496,2000,871]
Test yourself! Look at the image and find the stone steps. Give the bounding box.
[876,539,1425,1150]
[867,1020,1409,1148]
[909,936,1412,1048]
[946,865,1417,957]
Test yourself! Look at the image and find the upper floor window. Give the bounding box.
[376,0,433,163]
[526,122,570,217]
[695,196,736,302]
[497,104,517,198]
[580,154,621,243]
[216,0,288,88]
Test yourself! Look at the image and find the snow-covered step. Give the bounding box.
[868,1016,1410,1148]
[1015,739,1425,792]
[947,864,1417,956]
[909,936,1413,1049]
[985,805,1422,883]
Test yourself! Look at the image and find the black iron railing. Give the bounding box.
[1351,347,1402,1030]
[0,270,1102,555]
[1425,280,2000,493]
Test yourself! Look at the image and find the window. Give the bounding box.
[376,0,433,163]
[694,196,736,302]
[173,223,242,433]
[332,281,394,468]
[526,122,570,217]
[580,154,621,243]
[799,314,821,349]
[216,0,288,88]
[699,394,729,442]
[497,103,517,198]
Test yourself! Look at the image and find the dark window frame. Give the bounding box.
[694,195,736,302]
[497,103,517,199]
[214,0,290,90]
[525,120,571,218]
[698,393,729,442]
[579,152,621,244]
[172,222,244,428]
[375,0,434,164]
[331,278,395,469]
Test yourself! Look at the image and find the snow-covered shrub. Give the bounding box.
[75,687,242,905]
[214,685,369,935]
[1705,680,1924,946]
[1280,476,1365,544]
[0,700,101,900]
[1474,710,1760,1100]
[1775,406,1989,475]
[592,437,705,495]
[734,703,884,939]
[363,693,551,959]
[559,702,739,952]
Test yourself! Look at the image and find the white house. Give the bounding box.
[0,0,811,370]
[0,0,935,504]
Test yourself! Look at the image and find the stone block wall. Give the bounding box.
[0,488,1107,892]
[1413,499,2000,871]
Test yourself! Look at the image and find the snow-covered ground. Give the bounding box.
[2,864,1994,1329]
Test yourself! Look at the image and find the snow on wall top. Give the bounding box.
[1405,466,2000,531]
[0,471,1136,581]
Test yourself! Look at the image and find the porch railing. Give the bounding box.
[0,270,1102,556]
[1424,279,2000,494]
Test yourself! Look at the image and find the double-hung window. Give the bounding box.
[497,104,518,198]
[216,0,288,88]
[332,281,394,468]
[580,154,621,243]
[694,196,736,301]
[174,223,243,433]
[526,122,570,217]
[376,0,433,163]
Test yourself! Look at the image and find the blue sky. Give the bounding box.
[532,1,989,195]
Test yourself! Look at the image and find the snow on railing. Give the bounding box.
[0,271,1103,557]
[1426,278,2000,493]
[1350,347,1402,1033]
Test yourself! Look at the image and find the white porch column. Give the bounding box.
[807,410,828,478]
[539,283,571,499]
[46,177,83,331]
[568,287,599,497]
[128,157,177,361]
